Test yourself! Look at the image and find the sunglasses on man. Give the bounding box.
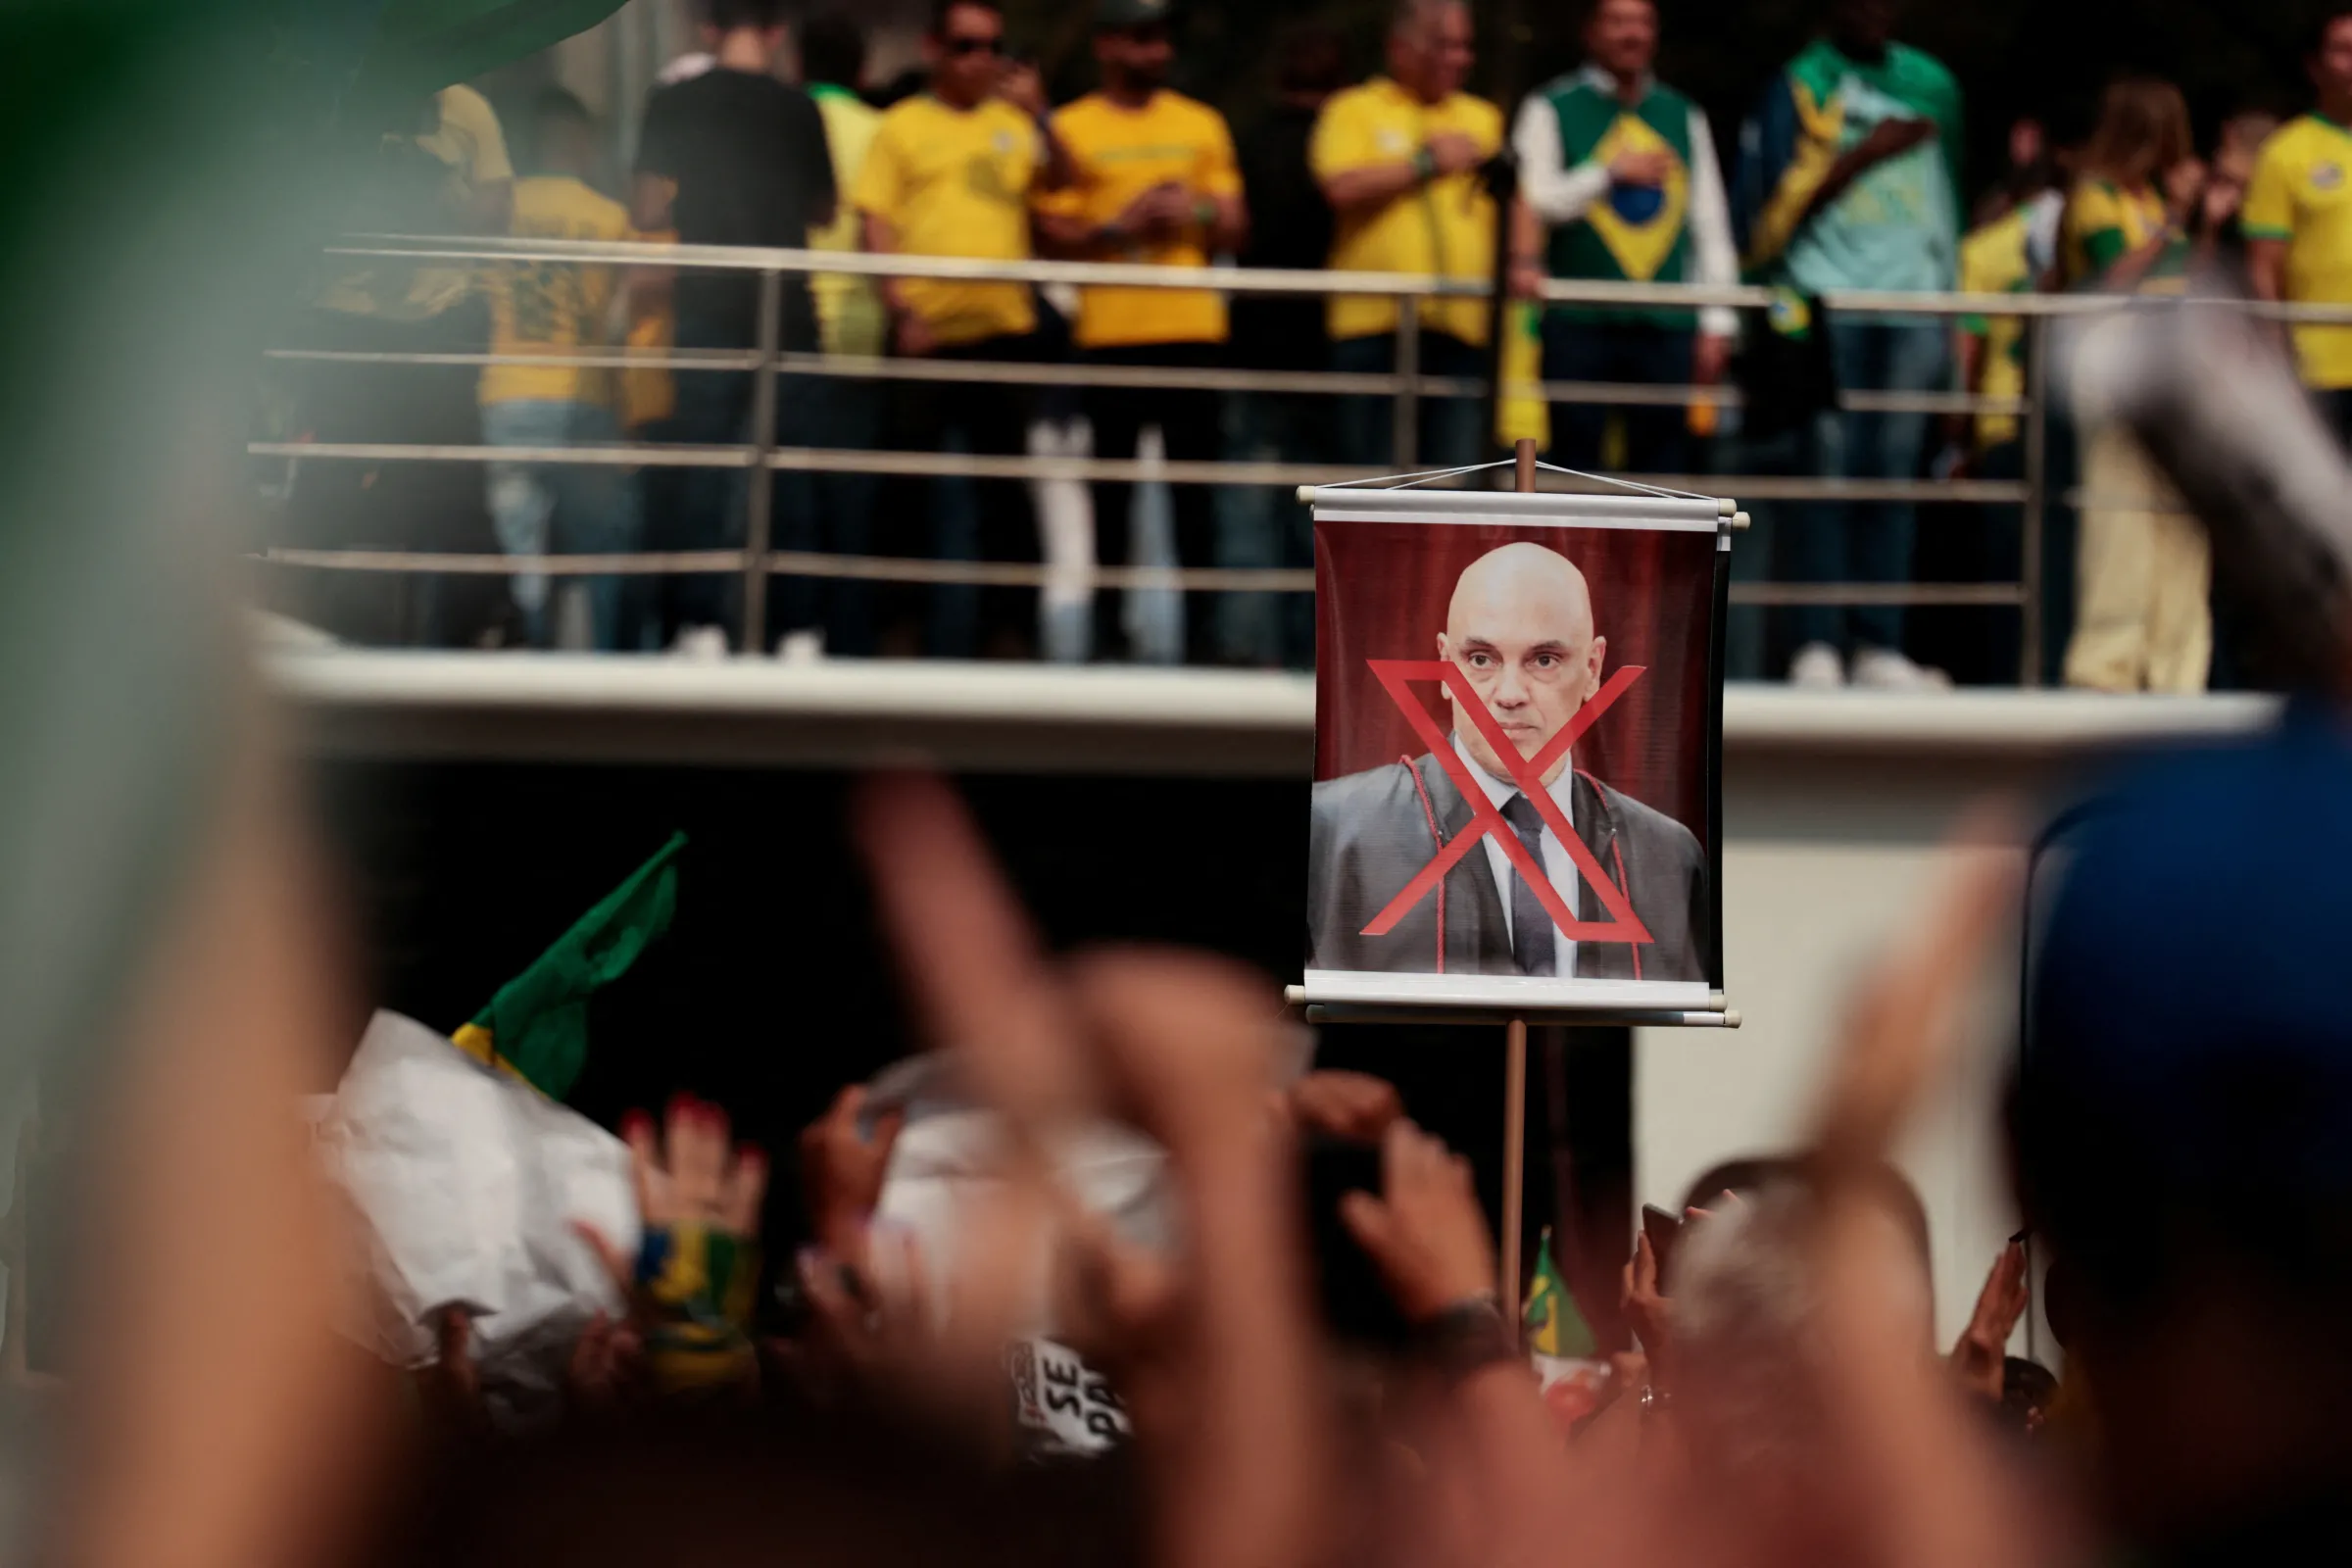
[944,33,1003,56]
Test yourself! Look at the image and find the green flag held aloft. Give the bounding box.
[1522,1227,1597,1359]
[451,831,685,1100]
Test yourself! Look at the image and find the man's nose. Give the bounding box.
[1491,665,1530,708]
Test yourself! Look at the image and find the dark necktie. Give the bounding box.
[1500,793,1556,977]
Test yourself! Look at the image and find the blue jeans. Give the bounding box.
[1333,329,1486,470]
[802,374,884,657]
[483,399,643,650]
[1216,390,1327,667]
[661,368,816,647]
[1788,319,1951,655]
[880,333,1040,659]
[1541,316,1693,478]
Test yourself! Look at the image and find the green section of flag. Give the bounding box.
[459,831,685,1100]
[1522,1227,1597,1359]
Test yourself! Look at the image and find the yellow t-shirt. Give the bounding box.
[321,84,514,320]
[1957,206,2033,450]
[809,85,888,359]
[2060,177,2184,295]
[620,287,676,431]
[1032,90,1241,349]
[478,175,634,408]
[1309,77,1501,346]
[2243,114,2352,389]
[852,93,1040,347]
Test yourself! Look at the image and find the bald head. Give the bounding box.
[1447,541,1593,646]
[1437,542,1607,788]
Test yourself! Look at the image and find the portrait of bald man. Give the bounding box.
[1308,540,1712,981]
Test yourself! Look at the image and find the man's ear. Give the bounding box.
[1435,631,1451,662]
[1584,635,1607,702]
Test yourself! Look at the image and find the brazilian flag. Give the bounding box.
[1523,1227,1597,1359]
[452,832,685,1100]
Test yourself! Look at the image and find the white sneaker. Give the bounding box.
[1788,641,1846,689]
[1850,645,1953,692]
[775,628,825,663]
[670,624,730,661]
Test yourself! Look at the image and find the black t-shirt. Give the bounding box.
[1231,102,1335,373]
[636,70,836,351]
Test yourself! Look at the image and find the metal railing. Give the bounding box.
[257,233,2352,678]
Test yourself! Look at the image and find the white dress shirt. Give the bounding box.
[1454,733,1582,977]
[1512,65,1740,340]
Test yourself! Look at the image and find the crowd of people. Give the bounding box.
[274,0,2352,690]
[26,0,2352,1553]
[37,728,2352,1568]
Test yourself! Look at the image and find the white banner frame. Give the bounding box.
[1297,476,1735,1025]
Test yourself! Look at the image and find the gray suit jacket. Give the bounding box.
[1306,752,1713,983]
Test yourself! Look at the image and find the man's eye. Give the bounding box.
[1531,654,1560,670]
[1467,652,1494,668]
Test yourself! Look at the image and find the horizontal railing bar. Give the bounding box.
[337,233,1486,299]
[249,440,1383,485]
[257,547,2023,605]
[251,440,755,467]
[255,546,1315,591]
[265,347,765,371]
[248,440,2028,502]
[1657,475,2030,504]
[260,346,2024,415]
[335,233,2352,324]
[261,548,748,574]
[1730,582,2026,607]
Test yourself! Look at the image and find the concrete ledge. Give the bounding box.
[1722,684,2278,756]
[265,649,2281,775]
[269,652,1320,775]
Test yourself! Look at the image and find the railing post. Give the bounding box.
[1394,304,1420,467]
[741,267,783,655]
[2019,313,2049,688]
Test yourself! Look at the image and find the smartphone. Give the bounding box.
[1640,1202,1685,1291]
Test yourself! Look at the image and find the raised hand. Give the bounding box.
[564,1309,643,1413]
[1948,1240,2030,1400]
[416,1304,487,1435]
[854,772,1327,1568]
[1620,1228,1673,1383]
[1284,1068,1405,1146]
[576,1094,768,1395]
[799,1085,905,1265]
[1340,1119,1496,1323]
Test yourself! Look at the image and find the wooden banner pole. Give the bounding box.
[1498,437,1539,1323]
[1501,1016,1528,1318]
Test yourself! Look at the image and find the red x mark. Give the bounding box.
[1358,659,1654,945]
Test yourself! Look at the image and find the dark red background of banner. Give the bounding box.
[1313,519,1718,848]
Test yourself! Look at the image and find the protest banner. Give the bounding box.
[1290,445,1738,1312]
[1298,463,1730,1015]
